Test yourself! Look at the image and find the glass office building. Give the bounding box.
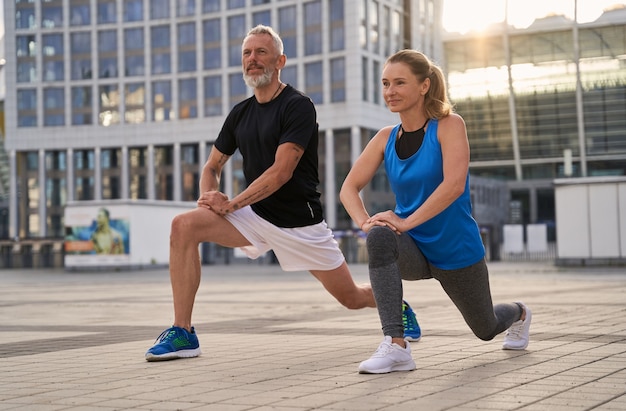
[3,0,443,243]
[443,5,626,235]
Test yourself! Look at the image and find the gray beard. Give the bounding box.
[243,69,273,88]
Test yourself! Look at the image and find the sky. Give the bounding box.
[443,0,625,33]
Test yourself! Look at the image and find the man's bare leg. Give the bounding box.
[310,261,376,309]
[169,207,251,331]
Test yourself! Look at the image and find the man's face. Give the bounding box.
[242,33,280,88]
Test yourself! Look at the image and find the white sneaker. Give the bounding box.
[502,302,532,350]
[358,336,416,374]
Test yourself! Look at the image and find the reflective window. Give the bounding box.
[45,151,67,171]
[369,0,379,54]
[71,32,92,80]
[304,1,322,56]
[329,0,345,51]
[151,25,171,74]
[97,0,117,24]
[228,15,246,66]
[155,146,174,201]
[204,75,222,116]
[18,88,37,110]
[74,150,95,170]
[372,60,380,104]
[381,5,390,56]
[74,150,95,201]
[70,2,91,26]
[202,0,220,13]
[42,2,63,28]
[17,35,37,83]
[229,72,246,109]
[124,0,144,21]
[99,85,120,126]
[17,89,37,127]
[16,35,36,57]
[281,65,297,89]
[361,56,368,101]
[150,0,170,19]
[181,144,199,201]
[129,147,148,199]
[305,61,323,104]
[279,6,297,58]
[253,10,271,27]
[178,22,197,72]
[203,18,221,69]
[179,78,198,119]
[359,0,367,49]
[228,0,245,9]
[44,88,65,127]
[17,61,37,83]
[101,148,121,199]
[330,57,345,102]
[177,0,195,16]
[16,4,35,29]
[124,28,145,76]
[125,83,146,124]
[41,34,64,81]
[152,80,173,122]
[72,86,93,125]
[98,30,118,78]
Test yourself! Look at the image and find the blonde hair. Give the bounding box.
[385,49,453,119]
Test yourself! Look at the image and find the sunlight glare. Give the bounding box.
[443,0,626,33]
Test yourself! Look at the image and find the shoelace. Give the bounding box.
[403,308,419,332]
[372,341,394,358]
[505,320,524,339]
[154,329,177,343]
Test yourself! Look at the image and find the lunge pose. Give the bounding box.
[340,49,531,374]
[145,26,419,361]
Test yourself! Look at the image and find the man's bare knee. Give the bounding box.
[170,213,198,245]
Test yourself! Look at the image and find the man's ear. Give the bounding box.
[276,54,286,70]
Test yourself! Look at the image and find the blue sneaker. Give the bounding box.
[403,300,421,342]
[145,326,201,361]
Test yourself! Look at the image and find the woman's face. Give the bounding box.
[382,62,427,113]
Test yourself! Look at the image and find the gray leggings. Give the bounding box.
[367,226,522,339]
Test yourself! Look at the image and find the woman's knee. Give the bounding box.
[473,328,498,341]
[366,226,398,264]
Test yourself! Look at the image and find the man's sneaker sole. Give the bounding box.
[404,335,421,342]
[145,347,202,362]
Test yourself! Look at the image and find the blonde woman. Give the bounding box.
[340,50,531,374]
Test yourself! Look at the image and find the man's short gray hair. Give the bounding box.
[245,24,284,56]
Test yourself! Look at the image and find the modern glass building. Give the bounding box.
[2,1,443,250]
[443,5,626,238]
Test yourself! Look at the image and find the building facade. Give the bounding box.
[2,0,443,263]
[443,5,626,241]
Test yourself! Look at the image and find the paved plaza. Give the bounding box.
[0,261,625,410]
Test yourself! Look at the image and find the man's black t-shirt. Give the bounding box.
[214,85,324,228]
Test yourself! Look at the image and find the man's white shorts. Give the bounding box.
[224,206,345,272]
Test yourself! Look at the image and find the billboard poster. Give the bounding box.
[64,206,130,266]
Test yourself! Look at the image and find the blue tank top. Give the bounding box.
[384,120,484,269]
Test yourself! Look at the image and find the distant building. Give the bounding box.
[443,4,626,243]
[1,0,443,264]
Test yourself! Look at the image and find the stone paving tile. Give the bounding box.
[1,262,625,410]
